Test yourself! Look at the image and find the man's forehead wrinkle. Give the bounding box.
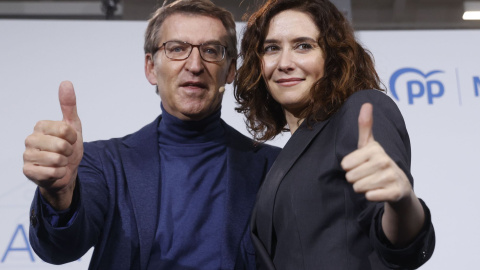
[161,14,227,40]
[161,29,228,46]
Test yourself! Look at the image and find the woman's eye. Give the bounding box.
[296,43,313,51]
[263,45,280,53]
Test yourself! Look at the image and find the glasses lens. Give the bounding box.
[164,41,190,60]
[163,41,226,62]
[200,44,225,62]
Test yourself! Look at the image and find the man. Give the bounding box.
[22,0,281,269]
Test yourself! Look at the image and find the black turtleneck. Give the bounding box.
[147,103,227,269]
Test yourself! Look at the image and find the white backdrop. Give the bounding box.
[0,20,478,269]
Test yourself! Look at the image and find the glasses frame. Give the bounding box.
[153,41,228,63]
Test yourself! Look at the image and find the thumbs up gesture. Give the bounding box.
[341,103,412,203]
[23,81,83,210]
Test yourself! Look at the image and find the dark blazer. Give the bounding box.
[29,116,281,270]
[251,90,435,270]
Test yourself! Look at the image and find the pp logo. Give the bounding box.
[389,68,445,104]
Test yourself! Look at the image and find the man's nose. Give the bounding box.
[185,47,204,74]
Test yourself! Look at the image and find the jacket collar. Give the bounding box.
[120,116,162,270]
[252,118,330,255]
[220,120,267,268]
[121,116,263,269]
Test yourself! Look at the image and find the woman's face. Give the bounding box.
[262,10,325,115]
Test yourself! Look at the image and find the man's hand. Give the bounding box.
[341,103,412,203]
[23,81,83,210]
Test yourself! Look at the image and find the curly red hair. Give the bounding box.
[235,0,383,141]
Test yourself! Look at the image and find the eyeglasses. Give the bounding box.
[153,41,227,63]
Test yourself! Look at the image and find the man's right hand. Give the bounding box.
[23,81,84,210]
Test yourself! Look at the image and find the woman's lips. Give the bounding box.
[276,78,304,87]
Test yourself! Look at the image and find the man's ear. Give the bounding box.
[225,58,236,84]
[145,53,157,85]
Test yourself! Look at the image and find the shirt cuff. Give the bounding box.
[38,182,80,228]
[372,198,435,269]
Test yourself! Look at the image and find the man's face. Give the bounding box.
[145,13,235,121]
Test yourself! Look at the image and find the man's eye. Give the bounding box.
[203,46,219,55]
[168,46,187,53]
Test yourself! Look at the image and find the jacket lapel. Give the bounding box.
[121,116,161,269]
[254,119,330,255]
[221,122,266,269]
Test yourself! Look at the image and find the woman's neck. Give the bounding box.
[284,110,304,135]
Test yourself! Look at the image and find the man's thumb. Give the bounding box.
[59,81,82,132]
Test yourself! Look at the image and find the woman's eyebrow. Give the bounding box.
[264,36,317,44]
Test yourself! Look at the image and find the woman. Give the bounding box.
[235,0,435,269]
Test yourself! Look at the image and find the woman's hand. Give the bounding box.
[340,103,412,203]
[341,103,425,246]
